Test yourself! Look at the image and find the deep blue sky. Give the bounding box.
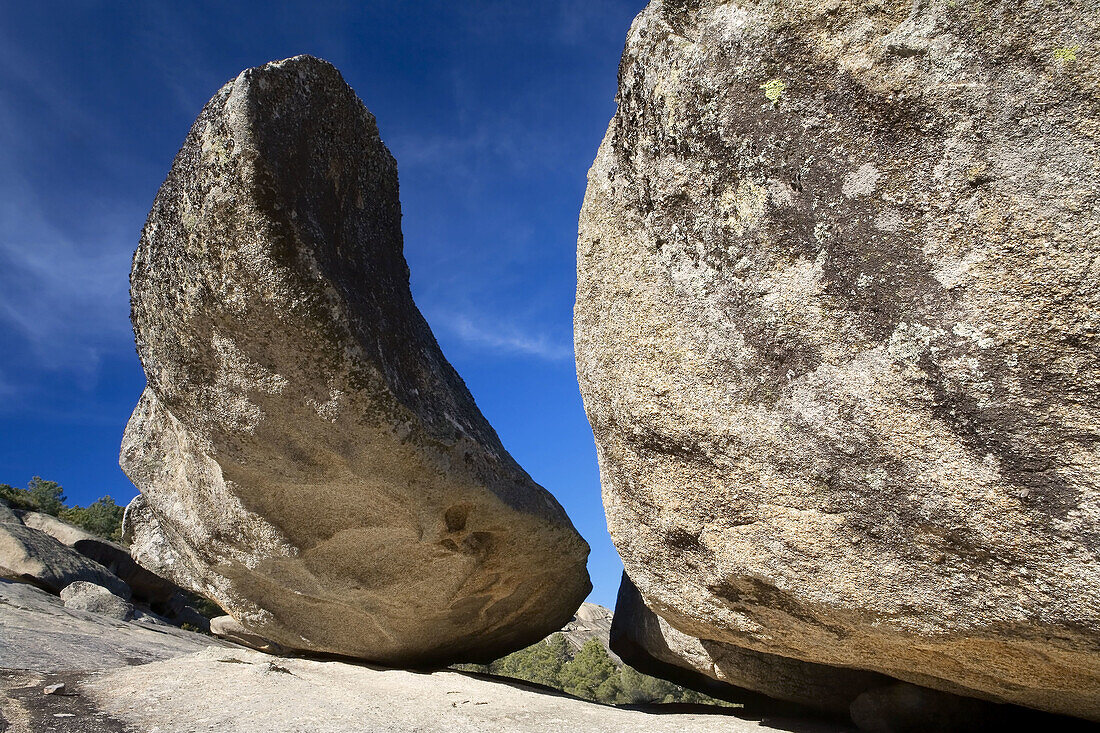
[0,1,645,608]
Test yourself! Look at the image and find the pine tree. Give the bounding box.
[59,496,125,542]
[559,639,624,703]
[489,633,570,688]
[26,477,65,516]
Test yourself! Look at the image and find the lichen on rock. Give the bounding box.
[576,0,1100,721]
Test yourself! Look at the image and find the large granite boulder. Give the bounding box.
[121,55,590,665]
[576,0,1100,721]
[0,523,131,599]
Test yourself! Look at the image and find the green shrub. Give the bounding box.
[27,477,66,516]
[59,496,125,542]
[560,639,624,703]
[0,483,38,511]
[489,633,570,688]
[2,477,125,543]
[467,633,730,707]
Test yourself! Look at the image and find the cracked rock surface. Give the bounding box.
[576,0,1099,720]
[122,55,590,666]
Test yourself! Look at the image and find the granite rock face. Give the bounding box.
[0,499,18,525]
[122,55,590,665]
[560,602,619,662]
[19,509,184,613]
[576,0,1100,721]
[0,579,231,673]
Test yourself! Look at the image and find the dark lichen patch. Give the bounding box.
[615,17,954,347]
[920,352,1086,521]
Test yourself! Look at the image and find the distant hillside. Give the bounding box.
[559,602,619,664]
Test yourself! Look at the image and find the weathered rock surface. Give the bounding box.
[0,579,230,673]
[121,54,590,666]
[576,0,1100,721]
[610,574,889,715]
[18,509,184,613]
[210,615,284,654]
[0,499,19,524]
[0,579,844,733]
[0,524,130,599]
[59,582,134,621]
[848,682,1000,733]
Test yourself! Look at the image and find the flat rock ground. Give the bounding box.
[0,581,850,733]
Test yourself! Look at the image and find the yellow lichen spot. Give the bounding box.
[1053,45,1079,63]
[761,78,786,102]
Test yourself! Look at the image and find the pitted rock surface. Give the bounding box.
[122,55,590,666]
[575,0,1099,720]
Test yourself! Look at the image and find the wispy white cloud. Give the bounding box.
[0,26,139,389]
[432,312,573,362]
[0,160,136,385]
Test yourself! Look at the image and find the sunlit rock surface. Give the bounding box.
[122,55,590,666]
[576,0,1100,720]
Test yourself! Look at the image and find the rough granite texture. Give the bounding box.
[18,510,183,613]
[81,647,848,733]
[575,0,1100,721]
[209,615,285,654]
[60,582,135,622]
[0,580,229,672]
[122,55,590,666]
[0,500,18,525]
[561,602,620,663]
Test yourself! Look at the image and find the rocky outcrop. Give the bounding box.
[121,55,590,666]
[0,499,18,524]
[576,0,1100,722]
[0,579,230,673]
[80,647,835,733]
[209,615,284,654]
[60,582,135,621]
[0,523,131,599]
[19,509,184,613]
[560,602,619,663]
